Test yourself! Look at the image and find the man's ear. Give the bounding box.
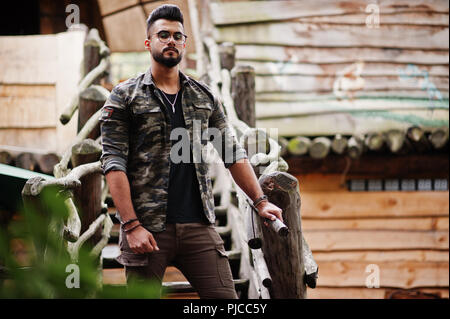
[144,39,151,49]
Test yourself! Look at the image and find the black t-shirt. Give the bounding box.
[158,88,208,224]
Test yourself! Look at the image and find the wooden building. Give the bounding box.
[0,0,448,298]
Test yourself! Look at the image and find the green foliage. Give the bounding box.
[0,186,163,299]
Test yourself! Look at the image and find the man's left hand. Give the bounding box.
[256,201,283,225]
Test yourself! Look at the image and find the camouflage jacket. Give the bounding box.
[100,69,247,232]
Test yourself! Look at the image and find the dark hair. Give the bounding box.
[146,4,184,37]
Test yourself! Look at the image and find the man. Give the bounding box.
[100,4,282,299]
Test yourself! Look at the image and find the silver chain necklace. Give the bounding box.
[160,90,179,113]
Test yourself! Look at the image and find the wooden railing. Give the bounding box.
[189,0,318,298]
[21,28,113,290]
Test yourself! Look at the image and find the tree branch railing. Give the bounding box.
[189,0,318,298]
[20,29,113,293]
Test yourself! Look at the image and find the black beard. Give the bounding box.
[153,49,183,68]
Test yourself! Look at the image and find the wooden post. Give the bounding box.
[231,65,256,128]
[71,139,103,248]
[258,171,306,298]
[77,86,106,139]
[219,42,236,71]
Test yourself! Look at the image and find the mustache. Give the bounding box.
[163,47,178,53]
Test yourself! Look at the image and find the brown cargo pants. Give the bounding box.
[116,223,238,299]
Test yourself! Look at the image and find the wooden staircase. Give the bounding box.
[101,190,250,299]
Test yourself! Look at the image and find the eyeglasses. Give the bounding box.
[151,30,188,45]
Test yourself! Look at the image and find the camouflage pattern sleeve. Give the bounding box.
[99,85,130,175]
[209,96,248,168]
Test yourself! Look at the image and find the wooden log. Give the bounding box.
[255,99,449,119]
[219,42,236,71]
[259,171,306,298]
[71,139,103,248]
[231,65,256,127]
[309,137,331,159]
[215,23,449,49]
[278,136,289,157]
[331,134,347,154]
[365,132,385,151]
[253,75,449,93]
[235,45,450,65]
[0,150,13,165]
[385,129,411,153]
[239,60,449,77]
[35,153,60,175]
[251,248,272,288]
[287,136,311,156]
[406,125,432,152]
[429,127,449,149]
[211,0,450,25]
[347,135,364,159]
[15,152,38,171]
[78,85,107,139]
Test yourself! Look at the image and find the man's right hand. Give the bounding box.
[126,224,159,254]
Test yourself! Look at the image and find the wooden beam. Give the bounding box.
[286,153,449,178]
[215,23,449,49]
[256,91,450,102]
[311,250,449,262]
[235,45,450,65]
[211,0,449,25]
[255,98,449,119]
[256,110,449,136]
[239,61,449,77]
[300,192,449,219]
[97,0,139,16]
[254,75,449,93]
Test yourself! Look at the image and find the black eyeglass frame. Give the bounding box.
[150,30,188,44]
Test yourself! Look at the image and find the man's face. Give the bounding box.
[145,19,185,68]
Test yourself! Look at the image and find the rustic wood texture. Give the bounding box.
[215,23,449,49]
[71,139,103,248]
[256,110,448,136]
[210,0,449,25]
[259,171,306,298]
[97,0,139,16]
[235,45,450,65]
[231,65,256,127]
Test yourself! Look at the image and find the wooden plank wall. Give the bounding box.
[209,0,449,298]
[0,31,85,155]
[210,0,449,136]
[295,173,449,299]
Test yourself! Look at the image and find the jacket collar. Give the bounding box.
[143,67,190,88]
